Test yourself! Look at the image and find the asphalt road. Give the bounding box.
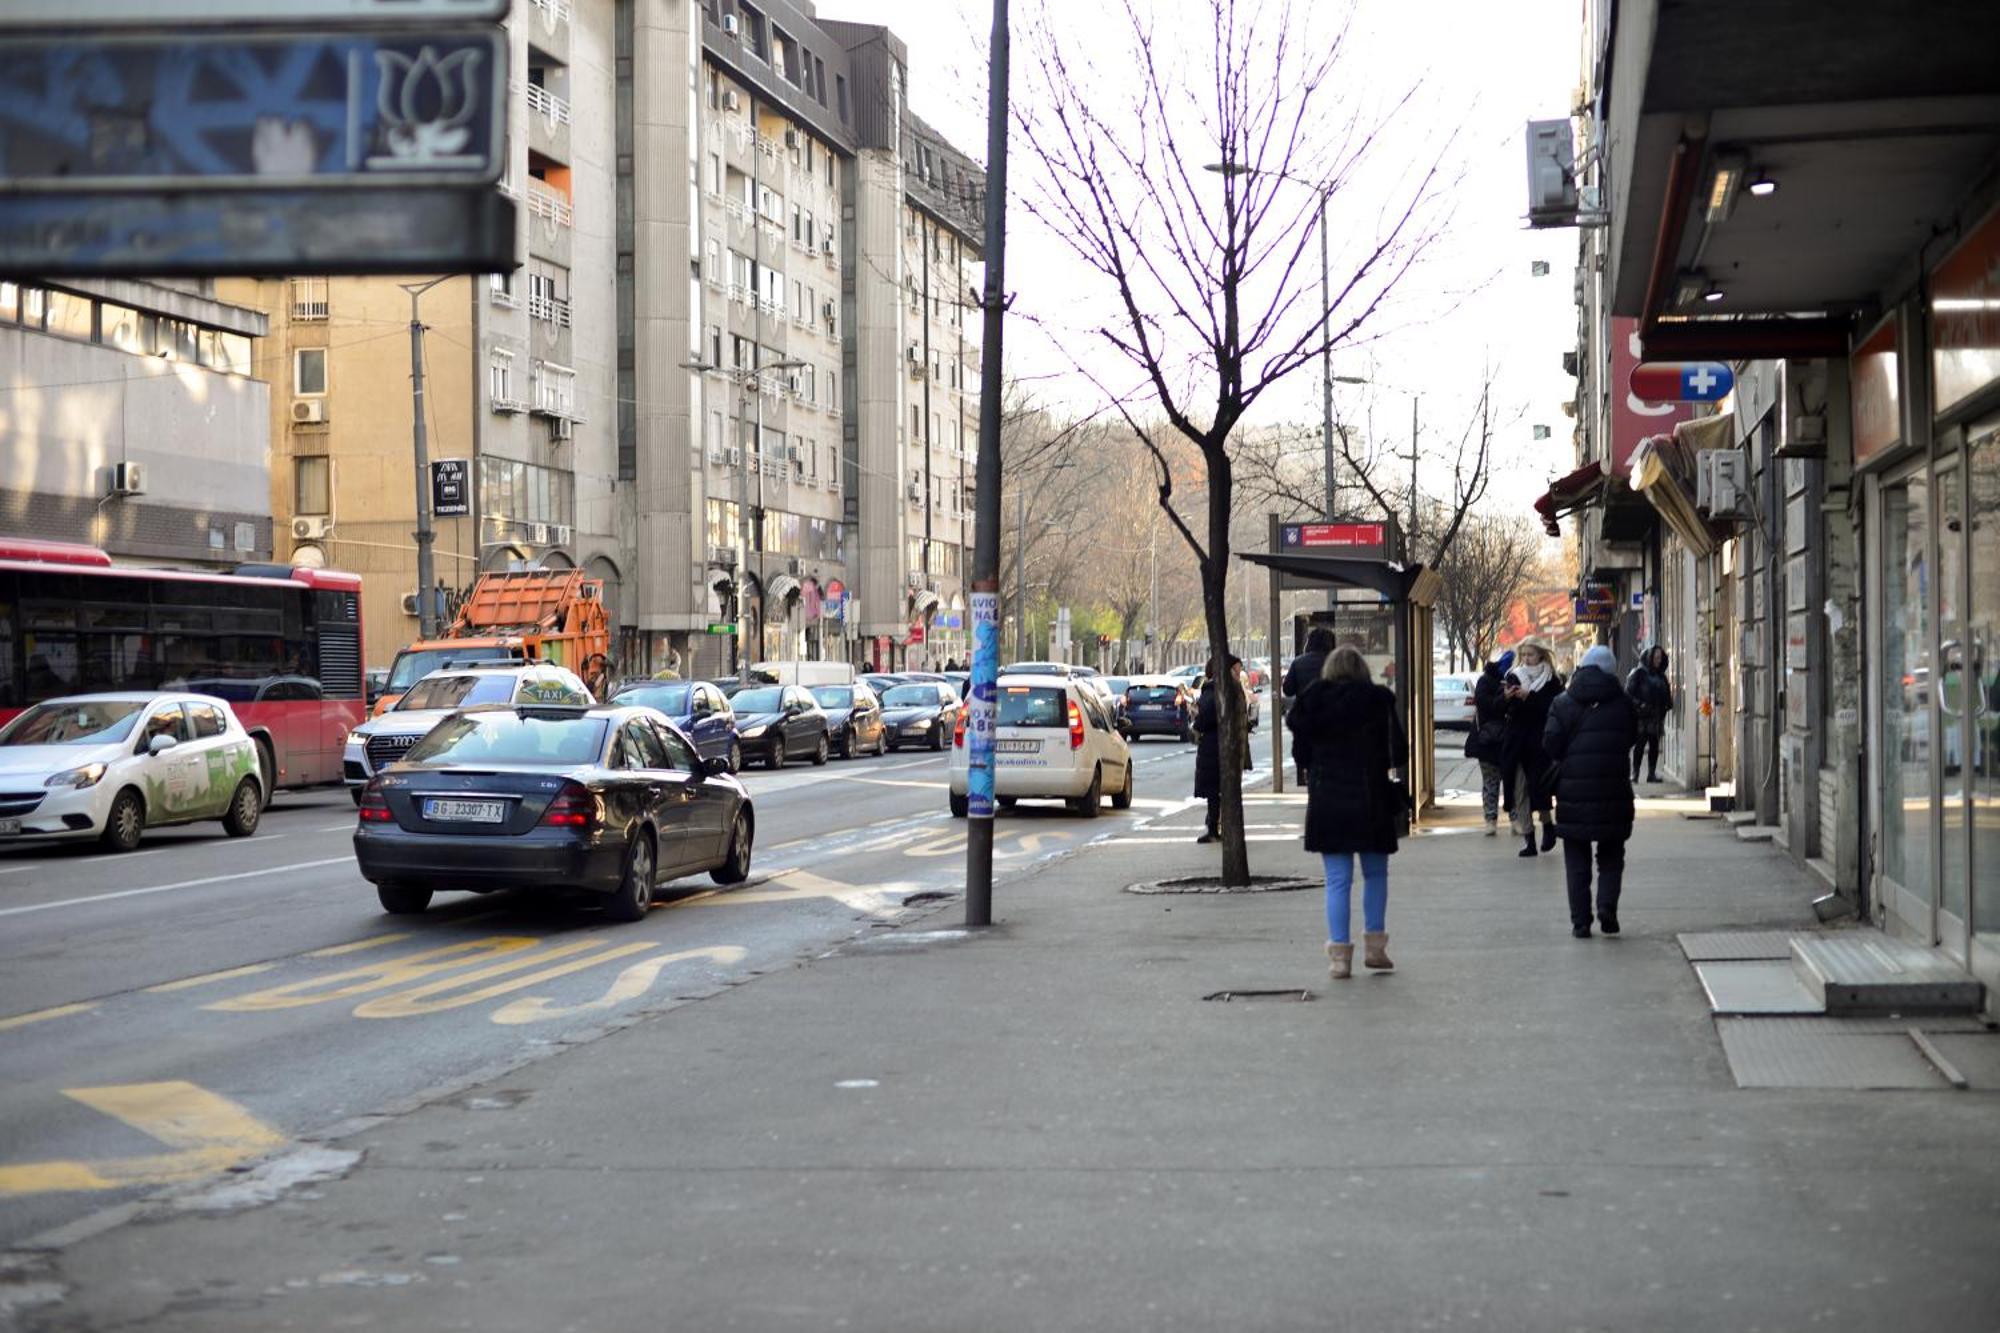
[0,721,1248,1248]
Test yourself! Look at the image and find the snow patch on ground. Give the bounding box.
[171,1147,363,1213]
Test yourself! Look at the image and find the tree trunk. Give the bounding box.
[1202,444,1249,886]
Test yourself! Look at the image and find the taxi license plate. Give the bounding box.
[423,798,506,823]
[0,817,19,836]
[996,739,1038,754]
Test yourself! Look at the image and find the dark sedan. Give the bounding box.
[1123,680,1196,741]
[353,704,754,923]
[810,683,885,759]
[880,682,960,751]
[721,683,830,768]
[608,679,741,772]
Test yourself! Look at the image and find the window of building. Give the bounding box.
[706,324,722,367]
[489,351,513,404]
[707,152,721,194]
[739,3,769,61]
[295,348,327,396]
[813,56,828,107]
[291,277,329,321]
[490,270,517,305]
[911,403,920,438]
[836,74,848,123]
[99,303,142,353]
[17,285,46,329]
[46,290,92,340]
[294,455,331,516]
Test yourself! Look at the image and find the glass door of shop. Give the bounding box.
[1960,421,2000,976]
[1878,462,1936,940]
[1935,453,1969,961]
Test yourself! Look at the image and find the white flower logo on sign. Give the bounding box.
[370,45,484,169]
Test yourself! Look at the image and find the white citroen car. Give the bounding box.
[947,673,1134,818]
[0,694,264,852]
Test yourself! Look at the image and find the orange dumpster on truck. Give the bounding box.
[374,569,612,714]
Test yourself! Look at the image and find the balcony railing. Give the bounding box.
[525,82,571,127]
[525,182,572,227]
[530,0,571,25]
[527,293,572,328]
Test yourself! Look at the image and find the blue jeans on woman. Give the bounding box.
[1322,852,1389,944]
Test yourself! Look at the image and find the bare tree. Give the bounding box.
[1432,512,1543,670]
[1335,377,1502,571]
[1018,0,1451,882]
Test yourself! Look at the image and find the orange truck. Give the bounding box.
[373,569,613,715]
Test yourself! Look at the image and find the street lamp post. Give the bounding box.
[400,274,454,639]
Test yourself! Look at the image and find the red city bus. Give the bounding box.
[0,539,364,798]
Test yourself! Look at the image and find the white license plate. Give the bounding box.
[0,817,19,836]
[423,798,506,824]
[996,739,1039,754]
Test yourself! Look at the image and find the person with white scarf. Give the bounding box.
[1498,635,1563,857]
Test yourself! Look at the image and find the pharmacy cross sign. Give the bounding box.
[1628,360,1736,403]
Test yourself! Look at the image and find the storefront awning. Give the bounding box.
[1628,417,1734,557]
[1532,461,1607,536]
[765,573,801,602]
[910,589,941,617]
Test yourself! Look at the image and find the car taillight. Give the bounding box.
[954,711,966,747]
[1068,699,1085,750]
[539,781,597,829]
[357,781,394,823]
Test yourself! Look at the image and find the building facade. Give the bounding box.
[1554,0,2000,1008]
[0,278,269,569]
[227,0,982,681]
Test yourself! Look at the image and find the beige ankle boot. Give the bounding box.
[1325,941,1354,980]
[1363,932,1394,970]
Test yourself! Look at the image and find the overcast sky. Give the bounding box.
[815,0,1583,514]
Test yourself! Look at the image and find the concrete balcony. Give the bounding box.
[525,182,573,267]
[526,0,570,63]
[525,82,571,165]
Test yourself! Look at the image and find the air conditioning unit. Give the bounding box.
[548,416,573,442]
[723,88,740,111]
[784,128,799,149]
[709,544,737,565]
[726,446,743,465]
[292,515,331,540]
[401,593,421,616]
[786,374,802,394]
[292,399,327,424]
[1708,449,1749,517]
[110,460,146,496]
[531,522,550,545]
[907,483,922,504]
[822,300,835,321]
[552,524,572,545]
[721,13,738,36]
[907,570,926,589]
[707,445,726,464]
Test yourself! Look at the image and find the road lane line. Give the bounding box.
[0,1001,99,1032]
[0,857,356,919]
[0,826,345,876]
[143,963,277,994]
[0,1081,287,1199]
[306,933,412,958]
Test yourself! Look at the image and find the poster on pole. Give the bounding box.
[967,590,999,819]
[430,458,469,516]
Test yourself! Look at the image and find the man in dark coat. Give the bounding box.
[1499,636,1563,857]
[1191,655,1242,844]
[1468,649,1513,835]
[1282,627,1336,784]
[1624,645,1673,784]
[1545,643,1639,938]
[1297,645,1408,976]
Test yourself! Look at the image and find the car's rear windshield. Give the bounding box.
[0,699,146,746]
[811,686,853,709]
[1129,685,1179,703]
[613,683,691,714]
[882,685,940,706]
[997,686,1068,728]
[397,674,519,711]
[731,687,784,713]
[402,715,608,768]
[387,645,515,691]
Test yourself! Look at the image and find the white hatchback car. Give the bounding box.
[947,674,1134,818]
[0,694,264,852]
[344,663,595,799]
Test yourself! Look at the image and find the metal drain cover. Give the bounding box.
[1202,989,1315,1002]
[1127,876,1318,895]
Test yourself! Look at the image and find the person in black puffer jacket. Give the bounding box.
[1283,627,1336,783]
[1499,635,1563,858]
[1544,643,1639,938]
[1625,645,1673,784]
[1298,645,1408,978]
[1468,649,1513,836]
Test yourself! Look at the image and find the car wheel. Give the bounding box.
[350,786,364,806]
[99,788,145,853]
[929,724,945,752]
[1070,766,1103,818]
[254,738,276,810]
[221,778,262,837]
[836,734,852,760]
[768,736,786,769]
[726,741,742,774]
[949,789,968,818]
[1111,762,1134,810]
[605,830,656,923]
[376,880,432,915]
[712,812,754,884]
[812,734,829,766]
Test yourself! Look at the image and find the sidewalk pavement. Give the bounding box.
[17,797,2000,1331]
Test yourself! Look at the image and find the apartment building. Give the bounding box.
[233,0,982,679]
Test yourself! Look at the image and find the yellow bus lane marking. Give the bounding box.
[678,867,901,916]
[903,832,968,858]
[0,1001,99,1033]
[206,937,541,1012]
[352,938,662,1019]
[143,963,277,994]
[306,933,412,958]
[489,945,749,1025]
[0,1081,286,1199]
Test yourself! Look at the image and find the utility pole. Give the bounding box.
[964,0,1009,929]
[1317,189,1336,610]
[401,275,452,640]
[1014,488,1027,660]
[1148,516,1158,673]
[1407,394,1420,562]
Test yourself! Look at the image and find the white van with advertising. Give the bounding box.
[946,673,1134,818]
[750,661,856,688]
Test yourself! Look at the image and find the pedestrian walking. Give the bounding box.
[1544,644,1639,937]
[1191,655,1242,844]
[1500,635,1563,858]
[1283,626,1335,784]
[1296,645,1408,978]
[1625,645,1674,784]
[1466,649,1513,836]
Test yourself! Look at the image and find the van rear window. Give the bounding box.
[998,686,1067,728]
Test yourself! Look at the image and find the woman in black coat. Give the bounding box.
[1544,644,1639,938]
[1297,646,1408,979]
[1624,645,1673,784]
[1499,635,1563,858]
[1190,657,1243,843]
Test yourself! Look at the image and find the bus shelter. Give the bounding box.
[1242,526,1442,817]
